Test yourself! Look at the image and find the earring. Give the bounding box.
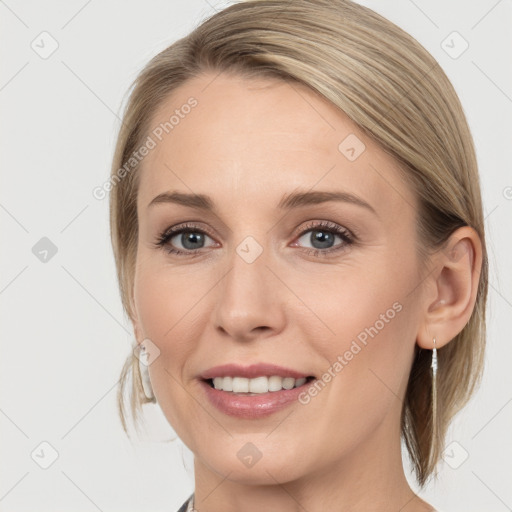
[431,337,438,458]
[138,343,156,402]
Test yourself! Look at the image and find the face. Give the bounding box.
[132,72,426,485]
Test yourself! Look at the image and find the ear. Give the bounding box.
[416,226,483,350]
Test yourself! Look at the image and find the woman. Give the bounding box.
[110,1,488,510]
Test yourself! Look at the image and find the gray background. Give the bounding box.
[1,0,511,511]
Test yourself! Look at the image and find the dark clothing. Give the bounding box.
[177,494,193,512]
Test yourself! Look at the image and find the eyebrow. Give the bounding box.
[147,190,377,215]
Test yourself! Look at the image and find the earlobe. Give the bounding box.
[416,226,483,350]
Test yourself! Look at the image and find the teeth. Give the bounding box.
[249,376,268,393]
[222,376,233,391]
[282,377,295,390]
[232,377,249,393]
[211,375,308,393]
[268,375,282,392]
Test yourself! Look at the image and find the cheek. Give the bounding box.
[304,257,414,356]
[133,261,203,341]
[133,265,191,392]
[306,254,419,416]
[133,264,203,439]
[293,297,416,467]
[133,274,168,340]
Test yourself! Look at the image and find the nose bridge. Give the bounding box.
[212,236,285,340]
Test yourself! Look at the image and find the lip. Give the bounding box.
[199,379,314,419]
[198,363,315,419]
[199,363,311,380]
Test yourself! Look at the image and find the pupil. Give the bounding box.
[312,230,333,249]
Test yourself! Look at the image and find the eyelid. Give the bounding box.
[160,221,215,239]
[294,219,354,239]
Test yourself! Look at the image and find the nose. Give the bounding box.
[212,244,287,343]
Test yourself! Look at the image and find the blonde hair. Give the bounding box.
[110,0,488,486]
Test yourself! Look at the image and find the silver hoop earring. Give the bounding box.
[138,343,156,402]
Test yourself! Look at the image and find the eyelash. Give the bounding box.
[153,220,356,258]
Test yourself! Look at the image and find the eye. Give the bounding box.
[154,223,217,256]
[292,220,355,257]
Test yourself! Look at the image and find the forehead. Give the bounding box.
[137,72,416,219]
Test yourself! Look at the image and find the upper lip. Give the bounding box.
[200,363,313,380]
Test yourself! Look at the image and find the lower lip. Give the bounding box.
[199,379,312,419]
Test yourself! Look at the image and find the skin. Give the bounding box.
[130,72,482,512]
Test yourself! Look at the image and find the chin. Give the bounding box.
[193,435,312,485]
[203,453,307,486]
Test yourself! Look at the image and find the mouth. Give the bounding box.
[199,374,317,419]
[198,362,317,418]
[203,375,316,395]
